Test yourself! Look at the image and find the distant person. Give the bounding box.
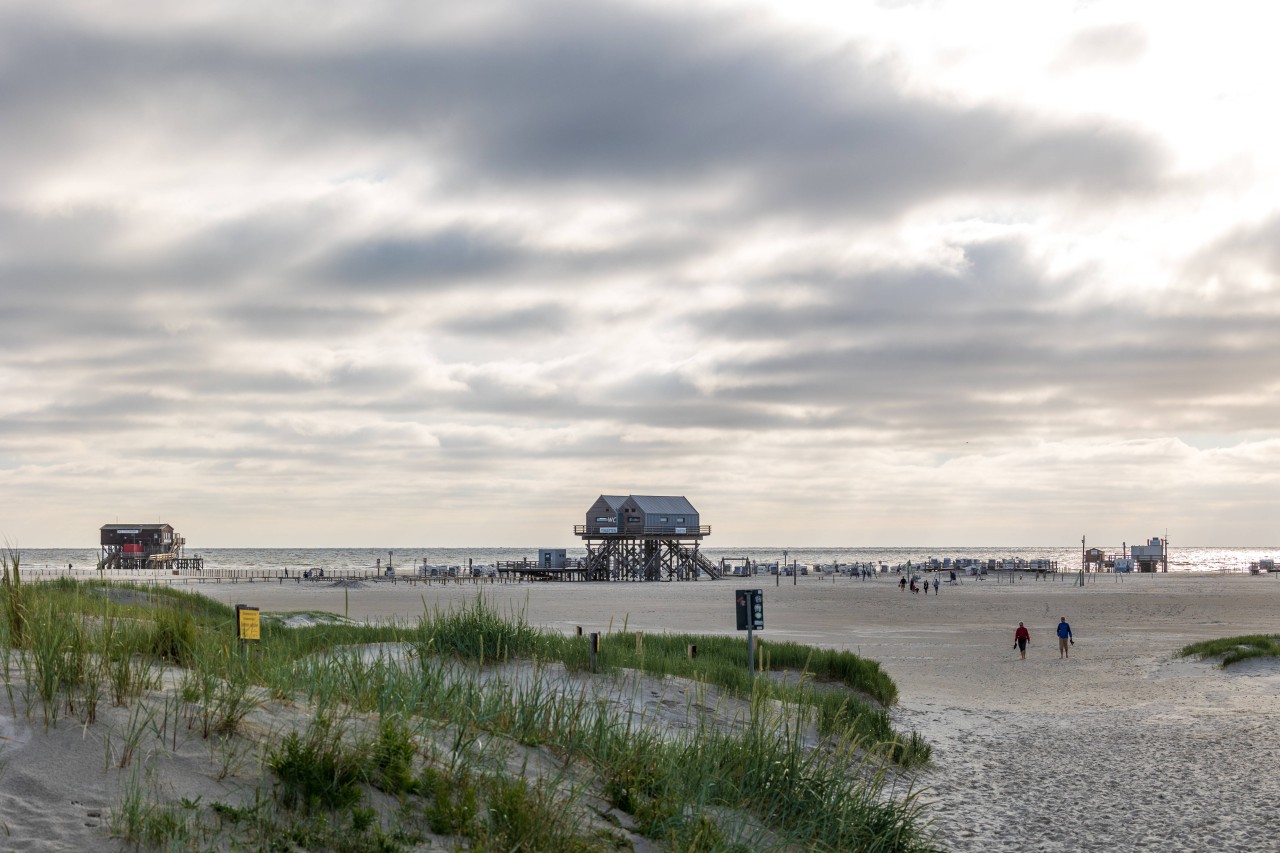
[932,577,940,595]
[1057,617,1073,659]
[899,576,907,591]
[949,570,957,584]
[909,579,918,594]
[1014,622,1030,659]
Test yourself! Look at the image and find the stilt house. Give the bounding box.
[576,495,713,581]
[99,523,197,570]
[581,495,703,537]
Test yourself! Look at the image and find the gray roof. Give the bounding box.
[629,495,698,515]
[597,495,628,512]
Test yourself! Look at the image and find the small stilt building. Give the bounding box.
[100,523,202,571]
[576,495,719,581]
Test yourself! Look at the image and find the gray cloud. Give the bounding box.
[319,229,527,289]
[0,3,1167,221]
[448,303,574,338]
[0,1,1274,546]
[689,238,1280,439]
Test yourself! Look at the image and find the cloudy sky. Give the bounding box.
[4,0,1279,548]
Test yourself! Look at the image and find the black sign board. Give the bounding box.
[735,589,764,631]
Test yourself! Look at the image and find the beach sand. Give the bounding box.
[2,570,1277,850]
[197,571,1280,852]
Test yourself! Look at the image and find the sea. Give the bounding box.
[14,545,1277,574]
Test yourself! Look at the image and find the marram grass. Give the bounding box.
[1180,634,1280,667]
[2,579,940,852]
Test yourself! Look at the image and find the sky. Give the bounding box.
[3,0,1280,548]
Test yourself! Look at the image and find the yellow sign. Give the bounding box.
[237,606,260,641]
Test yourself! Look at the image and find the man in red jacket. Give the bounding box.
[1013,622,1030,660]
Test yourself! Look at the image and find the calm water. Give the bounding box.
[15,545,1277,573]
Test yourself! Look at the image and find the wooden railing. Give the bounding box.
[574,525,710,537]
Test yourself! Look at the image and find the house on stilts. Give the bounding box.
[99,523,203,571]
[575,495,719,580]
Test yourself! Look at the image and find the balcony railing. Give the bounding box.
[575,525,710,537]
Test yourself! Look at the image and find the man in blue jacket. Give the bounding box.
[1057,616,1074,659]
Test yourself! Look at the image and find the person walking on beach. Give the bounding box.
[1056,616,1073,659]
[899,576,907,591]
[1014,622,1030,659]
[932,576,940,595]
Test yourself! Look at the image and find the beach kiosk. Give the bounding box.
[538,548,567,569]
[1131,537,1169,573]
[575,495,718,581]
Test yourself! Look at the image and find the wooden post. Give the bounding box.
[576,625,583,636]
[687,644,697,659]
[589,632,599,673]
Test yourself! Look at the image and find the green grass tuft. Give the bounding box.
[1180,634,1280,667]
[269,715,366,813]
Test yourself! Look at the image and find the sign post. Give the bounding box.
[235,604,260,658]
[735,589,764,673]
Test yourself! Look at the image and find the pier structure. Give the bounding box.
[100,523,203,571]
[575,495,719,581]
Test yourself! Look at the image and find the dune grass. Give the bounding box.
[1180,634,1280,667]
[1,578,940,852]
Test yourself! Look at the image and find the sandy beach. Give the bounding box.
[190,570,1280,852]
[2,570,1277,851]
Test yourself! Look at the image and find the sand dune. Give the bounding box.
[199,571,1280,851]
[2,570,1277,850]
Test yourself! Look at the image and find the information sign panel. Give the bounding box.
[235,604,261,642]
[735,589,764,631]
